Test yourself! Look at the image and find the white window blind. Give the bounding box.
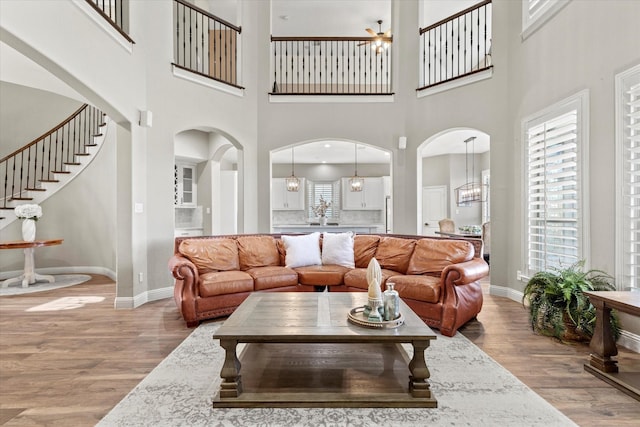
[522,0,570,40]
[525,97,585,274]
[307,180,340,220]
[617,65,640,290]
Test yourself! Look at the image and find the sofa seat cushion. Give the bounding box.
[374,237,417,274]
[199,270,254,297]
[179,238,239,273]
[406,238,474,276]
[237,236,281,270]
[294,264,350,286]
[387,275,441,303]
[343,267,399,291]
[247,266,299,291]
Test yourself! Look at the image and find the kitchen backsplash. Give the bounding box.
[273,209,383,225]
[175,205,203,228]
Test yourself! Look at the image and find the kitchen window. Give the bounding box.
[307,180,340,220]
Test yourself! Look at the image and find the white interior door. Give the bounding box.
[422,186,448,236]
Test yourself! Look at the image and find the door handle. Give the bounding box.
[424,222,429,226]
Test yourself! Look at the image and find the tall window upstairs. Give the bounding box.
[172,0,244,93]
[521,0,571,40]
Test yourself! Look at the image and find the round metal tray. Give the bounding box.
[347,306,404,329]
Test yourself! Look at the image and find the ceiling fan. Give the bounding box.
[361,20,392,53]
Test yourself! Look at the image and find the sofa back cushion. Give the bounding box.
[353,235,380,268]
[321,232,355,268]
[281,232,322,268]
[179,238,239,273]
[237,236,280,270]
[406,238,474,276]
[374,236,416,274]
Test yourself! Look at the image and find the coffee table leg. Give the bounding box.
[218,339,243,398]
[408,340,432,398]
[588,299,619,373]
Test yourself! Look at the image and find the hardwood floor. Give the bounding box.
[0,274,638,426]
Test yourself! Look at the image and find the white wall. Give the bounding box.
[1,0,639,340]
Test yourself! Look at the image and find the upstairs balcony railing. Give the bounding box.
[1,105,105,211]
[418,0,492,91]
[85,0,134,43]
[173,0,243,89]
[270,36,393,95]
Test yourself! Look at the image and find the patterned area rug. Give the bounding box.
[0,274,91,296]
[98,322,576,427]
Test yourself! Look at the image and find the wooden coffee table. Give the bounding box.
[211,292,438,408]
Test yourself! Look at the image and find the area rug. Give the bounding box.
[0,274,91,296]
[97,322,576,427]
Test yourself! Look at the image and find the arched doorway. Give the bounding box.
[270,139,392,233]
[416,128,490,236]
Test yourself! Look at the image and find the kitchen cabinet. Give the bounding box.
[272,178,306,210]
[341,177,384,210]
[175,162,197,207]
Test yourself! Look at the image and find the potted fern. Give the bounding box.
[522,260,621,342]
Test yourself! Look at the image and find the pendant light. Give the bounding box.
[454,136,485,205]
[285,147,300,192]
[349,143,364,192]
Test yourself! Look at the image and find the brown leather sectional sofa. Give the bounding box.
[168,233,489,336]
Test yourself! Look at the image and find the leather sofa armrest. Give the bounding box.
[442,258,489,286]
[168,254,200,326]
[168,254,199,283]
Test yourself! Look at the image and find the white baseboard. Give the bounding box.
[0,266,116,281]
[489,284,640,353]
[114,286,173,309]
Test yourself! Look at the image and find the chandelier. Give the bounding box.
[350,143,364,192]
[454,137,486,205]
[285,147,300,192]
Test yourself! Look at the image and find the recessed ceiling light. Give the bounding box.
[322,160,327,164]
[385,152,390,156]
[324,144,331,148]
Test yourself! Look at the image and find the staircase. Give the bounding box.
[0,104,108,230]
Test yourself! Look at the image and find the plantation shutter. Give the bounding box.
[308,181,340,220]
[522,0,570,39]
[619,67,640,289]
[526,106,581,274]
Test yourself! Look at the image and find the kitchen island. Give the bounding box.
[272,224,383,234]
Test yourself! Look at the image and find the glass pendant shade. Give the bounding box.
[286,147,299,192]
[286,176,300,192]
[350,143,364,192]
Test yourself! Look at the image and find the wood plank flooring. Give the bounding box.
[1,274,639,426]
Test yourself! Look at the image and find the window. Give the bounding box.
[521,0,571,40]
[523,91,588,275]
[616,64,640,291]
[307,180,340,220]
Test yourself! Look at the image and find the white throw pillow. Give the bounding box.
[282,232,322,268]
[322,232,355,268]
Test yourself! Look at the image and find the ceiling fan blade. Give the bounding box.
[365,28,377,36]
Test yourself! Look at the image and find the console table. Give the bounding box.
[0,239,63,288]
[583,291,640,401]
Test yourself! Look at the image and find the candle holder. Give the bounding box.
[367,298,383,322]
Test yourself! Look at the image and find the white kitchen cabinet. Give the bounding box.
[175,162,197,207]
[272,178,306,210]
[341,177,384,210]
